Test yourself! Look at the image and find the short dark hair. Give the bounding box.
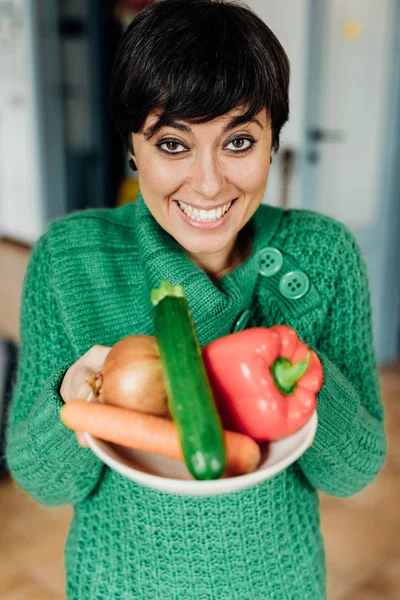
[109,0,290,154]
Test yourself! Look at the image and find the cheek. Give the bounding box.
[139,151,185,195]
[228,158,271,194]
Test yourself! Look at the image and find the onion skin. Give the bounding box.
[88,335,169,417]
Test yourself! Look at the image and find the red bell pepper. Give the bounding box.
[203,325,324,442]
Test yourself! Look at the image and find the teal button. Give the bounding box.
[279,270,310,300]
[232,309,253,333]
[258,247,283,277]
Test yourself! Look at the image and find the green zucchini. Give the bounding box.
[150,280,226,481]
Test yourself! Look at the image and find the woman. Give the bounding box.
[6,1,386,598]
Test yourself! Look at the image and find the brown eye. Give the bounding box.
[157,139,187,154]
[226,137,254,153]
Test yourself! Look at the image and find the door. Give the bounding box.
[303,0,400,364]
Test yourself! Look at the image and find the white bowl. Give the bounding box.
[84,407,318,497]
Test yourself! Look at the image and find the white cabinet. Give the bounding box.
[0,0,66,244]
[0,0,42,243]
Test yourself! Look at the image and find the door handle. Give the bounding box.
[308,128,346,143]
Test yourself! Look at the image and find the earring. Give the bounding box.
[128,155,137,172]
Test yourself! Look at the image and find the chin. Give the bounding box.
[174,231,234,257]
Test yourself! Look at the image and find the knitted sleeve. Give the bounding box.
[298,228,386,497]
[5,232,104,507]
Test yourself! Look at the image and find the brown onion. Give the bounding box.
[88,335,169,417]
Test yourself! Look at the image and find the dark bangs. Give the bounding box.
[109,0,290,153]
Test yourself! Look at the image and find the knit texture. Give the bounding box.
[5,192,386,599]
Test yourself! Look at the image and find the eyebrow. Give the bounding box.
[143,115,264,140]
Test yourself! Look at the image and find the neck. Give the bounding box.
[187,226,252,283]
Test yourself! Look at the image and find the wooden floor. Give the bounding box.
[0,362,399,600]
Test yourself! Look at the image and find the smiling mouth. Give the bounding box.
[175,199,236,223]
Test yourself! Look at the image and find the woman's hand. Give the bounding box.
[60,345,111,447]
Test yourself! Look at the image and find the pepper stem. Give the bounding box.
[271,351,311,395]
[150,280,185,307]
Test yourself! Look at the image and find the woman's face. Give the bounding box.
[131,107,272,270]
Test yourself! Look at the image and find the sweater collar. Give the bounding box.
[134,191,283,346]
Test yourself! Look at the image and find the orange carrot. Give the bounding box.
[60,400,261,476]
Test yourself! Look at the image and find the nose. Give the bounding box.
[189,150,225,200]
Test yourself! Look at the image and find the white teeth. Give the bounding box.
[178,201,233,222]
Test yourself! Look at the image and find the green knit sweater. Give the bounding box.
[6,192,386,599]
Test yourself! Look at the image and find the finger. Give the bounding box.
[86,345,112,371]
[77,376,97,401]
[77,432,89,447]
